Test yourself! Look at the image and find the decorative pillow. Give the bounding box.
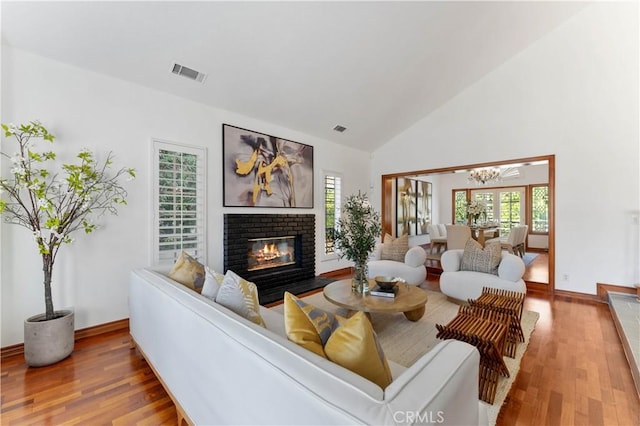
[460,239,501,275]
[168,252,205,293]
[201,266,225,300]
[215,270,266,327]
[283,292,392,389]
[380,233,409,262]
[283,292,344,357]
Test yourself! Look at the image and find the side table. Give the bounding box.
[468,287,525,358]
[436,305,510,404]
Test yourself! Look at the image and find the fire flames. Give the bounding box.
[259,243,279,261]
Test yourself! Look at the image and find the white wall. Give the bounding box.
[0,47,371,346]
[373,2,639,294]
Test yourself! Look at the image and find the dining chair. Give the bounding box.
[428,224,448,254]
[514,225,528,257]
[445,225,472,250]
[487,225,527,256]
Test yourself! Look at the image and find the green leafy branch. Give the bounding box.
[0,120,135,320]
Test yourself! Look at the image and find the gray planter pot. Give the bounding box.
[24,310,74,367]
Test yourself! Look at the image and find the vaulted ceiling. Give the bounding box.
[1,1,588,152]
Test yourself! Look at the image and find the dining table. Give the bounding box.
[470,226,500,247]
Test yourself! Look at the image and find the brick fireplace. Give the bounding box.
[224,213,319,303]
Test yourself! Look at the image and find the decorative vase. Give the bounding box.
[352,262,370,294]
[24,310,74,367]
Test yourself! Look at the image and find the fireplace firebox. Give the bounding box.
[247,236,297,271]
[224,214,316,302]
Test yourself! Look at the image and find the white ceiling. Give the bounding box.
[1,1,588,152]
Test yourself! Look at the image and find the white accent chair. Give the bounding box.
[439,249,526,302]
[367,244,427,286]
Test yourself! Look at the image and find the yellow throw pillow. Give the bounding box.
[168,251,205,293]
[283,292,392,389]
[283,292,344,357]
[381,233,409,262]
[216,270,266,327]
[324,311,393,389]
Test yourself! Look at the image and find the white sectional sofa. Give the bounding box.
[129,268,488,425]
[439,249,526,302]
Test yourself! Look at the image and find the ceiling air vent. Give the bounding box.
[171,63,207,83]
[333,124,347,133]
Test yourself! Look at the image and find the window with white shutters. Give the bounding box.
[152,141,206,265]
[324,173,342,257]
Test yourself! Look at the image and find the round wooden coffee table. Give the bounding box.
[323,279,428,322]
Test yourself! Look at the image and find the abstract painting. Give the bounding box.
[223,124,314,208]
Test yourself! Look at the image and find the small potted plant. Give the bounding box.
[0,120,135,366]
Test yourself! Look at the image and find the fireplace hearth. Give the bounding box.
[224,214,317,303]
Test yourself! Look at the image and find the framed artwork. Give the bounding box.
[416,181,432,235]
[222,124,314,208]
[396,178,417,236]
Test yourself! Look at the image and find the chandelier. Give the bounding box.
[468,168,501,185]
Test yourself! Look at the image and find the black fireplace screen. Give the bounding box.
[247,236,296,271]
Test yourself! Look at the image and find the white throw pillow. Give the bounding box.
[201,266,224,300]
[215,270,265,327]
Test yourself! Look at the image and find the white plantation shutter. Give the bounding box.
[324,173,342,256]
[153,140,206,265]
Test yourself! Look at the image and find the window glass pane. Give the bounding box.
[499,191,521,234]
[154,143,206,264]
[531,186,549,233]
[454,190,467,224]
[324,174,341,255]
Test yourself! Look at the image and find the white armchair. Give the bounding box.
[439,249,526,301]
[367,244,427,286]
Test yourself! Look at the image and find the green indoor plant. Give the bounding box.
[0,120,135,366]
[333,191,382,294]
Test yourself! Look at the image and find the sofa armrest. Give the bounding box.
[385,340,484,425]
[404,246,427,268]
[370,243,383,261]
[498,252,525,282]
[497,253,526,282]
[441,249,464,272]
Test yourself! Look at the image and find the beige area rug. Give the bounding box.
[270,289,539,426]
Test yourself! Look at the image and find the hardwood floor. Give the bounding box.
[2,275,639,425]
[522,252,548,284]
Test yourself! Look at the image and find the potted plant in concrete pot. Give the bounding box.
[0,120,135,367]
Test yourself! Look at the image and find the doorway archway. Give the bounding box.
[380,154,555,294]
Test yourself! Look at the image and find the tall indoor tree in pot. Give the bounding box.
[0,121,135,366]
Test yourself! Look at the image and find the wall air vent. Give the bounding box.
[333,125,347,133]
[171,63,207,83]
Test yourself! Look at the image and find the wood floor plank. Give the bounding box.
[2,276,639,425]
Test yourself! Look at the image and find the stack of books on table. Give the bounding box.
[370,285,398,298]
